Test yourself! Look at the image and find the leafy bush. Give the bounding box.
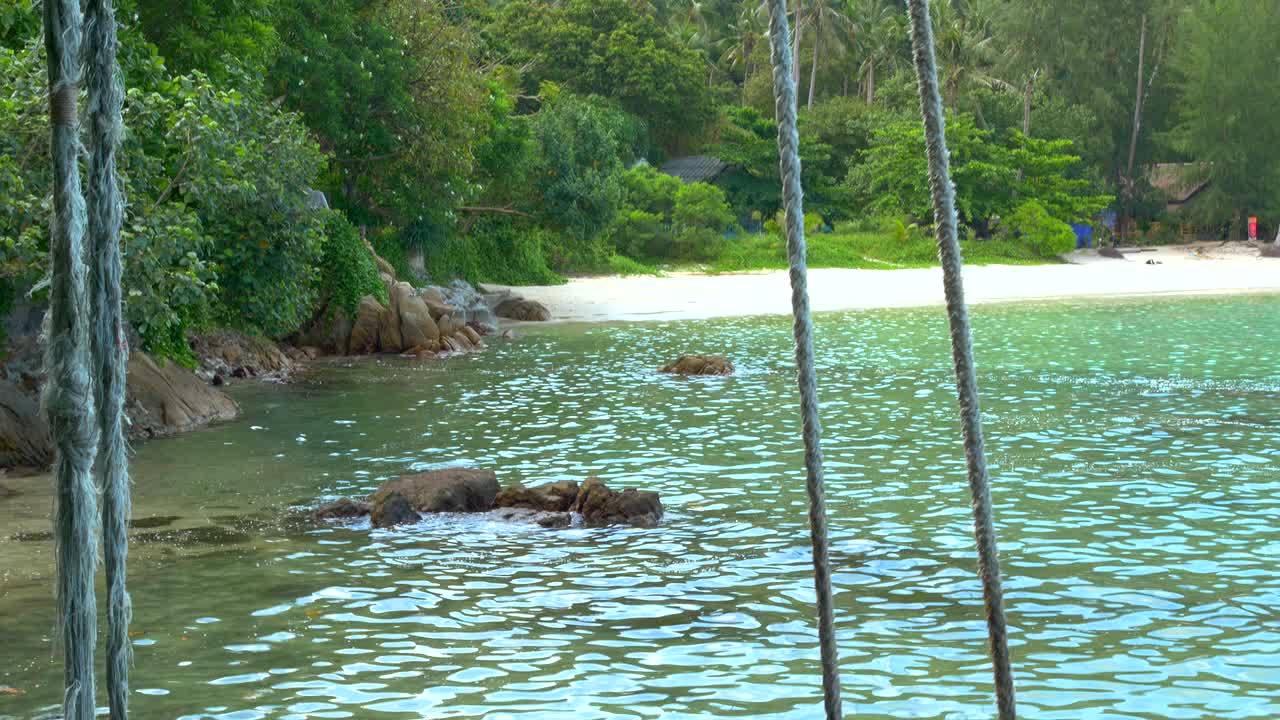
[145,72,327,337]
[999,201,1077,257]
[318,213,386,318]
[671,183,736,261]
[415,217,562,287]
[610,209,669,259]
[847,113,1112,237]
[530,91,639,270]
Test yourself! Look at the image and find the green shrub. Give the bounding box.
[671,183,736,261]
[418,217,562,286]
[1000,201,1077,257]
[606,254,659,276]
[610,209,670,259]
[318,213,386,318]
[530,91,638,270]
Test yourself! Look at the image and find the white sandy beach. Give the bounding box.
[495,243,1280,322]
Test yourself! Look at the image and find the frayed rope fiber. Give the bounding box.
[904,0,1017,718]
[763,2,843,718]
[83,0,133,717]
[43,0,133,717]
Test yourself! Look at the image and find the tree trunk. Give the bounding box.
[1124,12,1148,230]
[865,60,876,104]
[1022,74,1035,136]
[807,25,820,109]
[792,1,803,90]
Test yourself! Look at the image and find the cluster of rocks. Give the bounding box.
[661,354,735,376]
[312,468,663,530]
[297,249,550,359]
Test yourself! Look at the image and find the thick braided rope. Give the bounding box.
[903,1,1016,718]
[764,2,842,718]
[83,0,132,716]
[42,1,102,718]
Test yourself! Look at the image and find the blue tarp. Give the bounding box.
[1071,223,1093,249]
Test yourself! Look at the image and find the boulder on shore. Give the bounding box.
[371,491,418,528]
[494,297,551,322]
[572,478,663,528]
[126,352,240,438]
[661,354,735,376]
[349,295,385,354]
[496,480,579,513]
[368,468,501,513]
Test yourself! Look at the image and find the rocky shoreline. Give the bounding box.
[0,250,551,473]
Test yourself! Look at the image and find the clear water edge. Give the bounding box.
[0,294,1278,719]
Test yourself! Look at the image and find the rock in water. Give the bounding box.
[312,498,372,520]
[494,297,551,322]
[349,295,385,354]
[493,507,573,529]
[496,480,579,512]
[661,354,735,376]
[372,491,418,528]
[572,478,663,528]
[368,468,501,513]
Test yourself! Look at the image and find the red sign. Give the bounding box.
[1250,216,1258,240]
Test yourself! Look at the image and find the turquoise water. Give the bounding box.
[2,295,1279,719]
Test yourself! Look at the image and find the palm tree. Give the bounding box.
[849,0,905,105]
[801,0,854,108]
[930,0,998,113]
[669,2,722,86]
[721,2,767,103]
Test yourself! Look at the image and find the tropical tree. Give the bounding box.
[801,0,855,108]
[1164,0,1280,235]
[930,0,998,113]
[721,2,767,103]
[849,0,906,105]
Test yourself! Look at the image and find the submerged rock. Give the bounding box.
[133,525,251,546]
[371,491,417,529]
[368,468,501,514]
[129,515,181,529]
[572,478,663,528]
[312,498,372,521]
[496,480,579,513]
[661,354,735,376]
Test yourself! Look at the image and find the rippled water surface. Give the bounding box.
[3,295,1280,719]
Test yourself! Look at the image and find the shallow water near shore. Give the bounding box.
[2,294,1279,719]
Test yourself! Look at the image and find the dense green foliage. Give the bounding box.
[608,164,737,262]
[318,213,386,319]
[502,0,715,144]
[848,114,1111,237]
[3,0,1274,360]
